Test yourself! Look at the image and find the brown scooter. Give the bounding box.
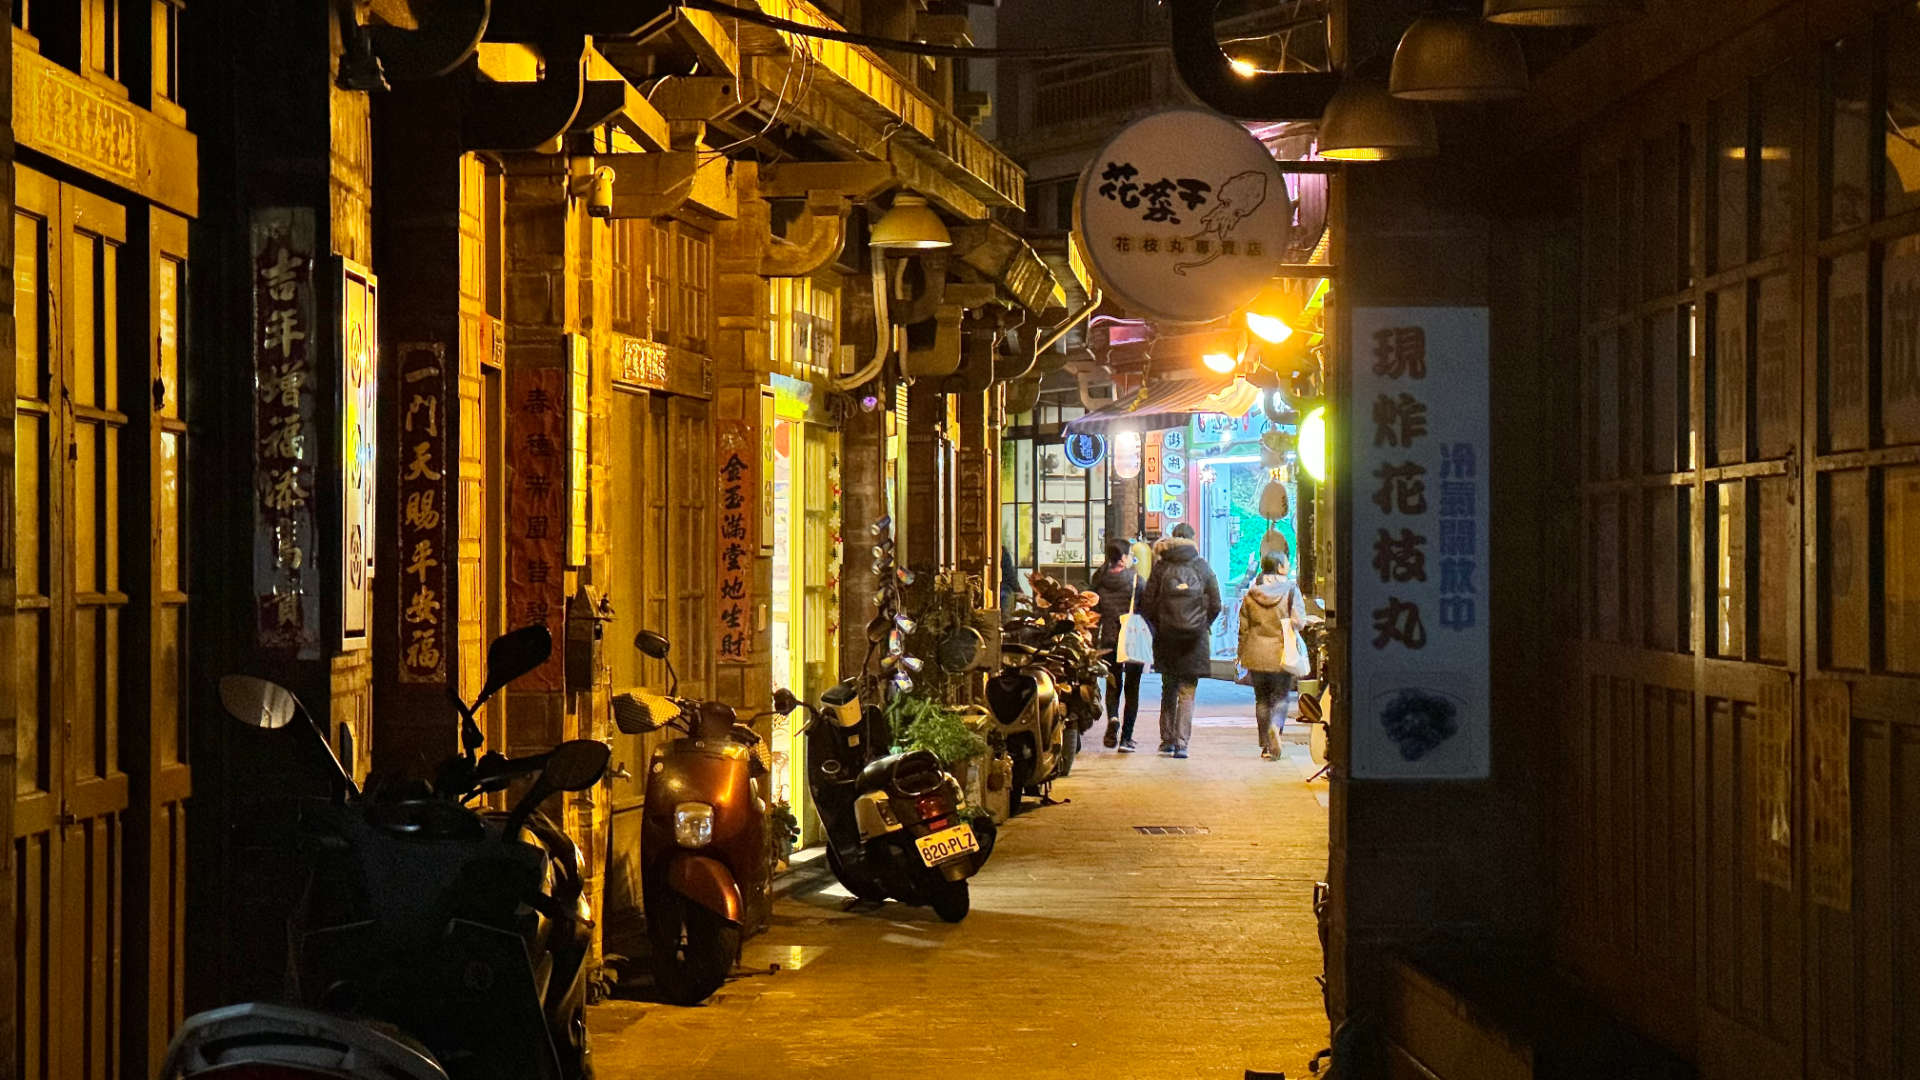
[611,630,770,1005]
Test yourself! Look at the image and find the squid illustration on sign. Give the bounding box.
[1174,170,1272,276]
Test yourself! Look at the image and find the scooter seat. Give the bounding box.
[855,749,947,797]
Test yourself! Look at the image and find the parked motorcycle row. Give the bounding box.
[158,532,1116,1078]
[160,612,1038,1079]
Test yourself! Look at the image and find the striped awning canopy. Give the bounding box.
[1064,376,1260,435]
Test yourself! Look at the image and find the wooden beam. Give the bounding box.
[758,160,897,200]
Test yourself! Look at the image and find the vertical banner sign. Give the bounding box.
[1755,678,1795,889]
[340,260,378,650]
[509,368,567,690]
[1806,680,1853,910]
[717,421,755,664]
[397,343,448,683]
[251,208,320,657]
[1349,308,1490,780]
[566,334,589,567]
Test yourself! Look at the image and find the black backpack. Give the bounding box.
[1156,560,1211,637]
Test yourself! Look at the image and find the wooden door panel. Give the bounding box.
[10,164,169,1080]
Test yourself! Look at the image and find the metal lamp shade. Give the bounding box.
[1317,81,1439,161]
[1485,0,1642,26]
[1390,15,1528,103]
[868,194,952,250]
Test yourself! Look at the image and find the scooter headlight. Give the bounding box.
[674,802,715,847]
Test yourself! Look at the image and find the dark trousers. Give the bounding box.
[1101,650,1144,742]
[1250,670,1294,752]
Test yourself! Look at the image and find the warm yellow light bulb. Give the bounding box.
[1202,352,1237,374]
[1246,311,1294,344]
[1229,58,1259,78]
[1298,405,1328,483]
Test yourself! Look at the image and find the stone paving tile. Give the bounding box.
[589,707,1330,1080]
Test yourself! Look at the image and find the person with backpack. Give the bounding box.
[1237,553,1306,760]
[1140,523,1220,759]
[1090,539,1146,752]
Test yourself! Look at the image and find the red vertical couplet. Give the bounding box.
[509,367,568,690]
[716,420,755,664]
[251,209,319,656]
[397,343,449,683]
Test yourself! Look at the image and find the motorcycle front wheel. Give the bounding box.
[647,891,739,1006]
[929,880,970,923]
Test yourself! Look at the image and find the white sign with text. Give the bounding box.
[1349,307,1490,780]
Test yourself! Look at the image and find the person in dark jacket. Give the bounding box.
[1139,523,1221,758]
[1090,539,1146,752]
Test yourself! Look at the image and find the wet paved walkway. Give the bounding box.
[589,694,1330,1080]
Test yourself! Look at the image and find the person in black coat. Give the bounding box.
[1139,523,1221,758]
[1089,539,1146,752]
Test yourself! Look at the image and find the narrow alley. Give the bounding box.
[591,692,1330,1080]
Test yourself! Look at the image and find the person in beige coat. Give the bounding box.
[1237,553,1304,760]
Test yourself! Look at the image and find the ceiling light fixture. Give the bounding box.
[1316,81,1438,161]
[868,194,952,250]
[1390,14,1528,103]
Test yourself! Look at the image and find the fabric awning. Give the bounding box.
[1064,376,1260,435]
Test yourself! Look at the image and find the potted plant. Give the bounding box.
[769,802,799,870]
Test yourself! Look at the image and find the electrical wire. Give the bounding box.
[674,0,1171,61]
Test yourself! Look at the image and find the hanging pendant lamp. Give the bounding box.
[1390,14,1528,103]
[1317,81,1439,161]
[1484,0,1642,26]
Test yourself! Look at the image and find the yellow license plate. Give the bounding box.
[914,823,979,867]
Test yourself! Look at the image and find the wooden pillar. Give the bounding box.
[371,78,470,779]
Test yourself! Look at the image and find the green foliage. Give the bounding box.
[887,693,989,767]
[769,802,799,847]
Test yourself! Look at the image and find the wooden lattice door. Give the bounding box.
[11,163,188,1080]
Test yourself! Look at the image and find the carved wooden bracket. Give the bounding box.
[761,192,852,277]
[603,152,740,221]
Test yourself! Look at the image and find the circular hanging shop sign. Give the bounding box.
[1162,499,1187,521]
[1073,108,1291,324]
[1063,432,1107,469]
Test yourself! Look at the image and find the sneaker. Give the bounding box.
[1118,740,1138,753]
[1173,748,1189,759]
[1103,722,1120,749]
[1158,743,1174,755]
[1260,749,1275,761]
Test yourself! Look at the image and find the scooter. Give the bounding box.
[984,638,1068,813]
[159,1003,448,1080]
[784,681,994,922]
[217,626,609,1080]
[610,630,771,1005]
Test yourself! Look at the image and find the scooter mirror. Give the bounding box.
[219,675,297,730]
[542,739,611,792]
[634,629,672,659]
[772,688,801,715]
[477,625,554,707]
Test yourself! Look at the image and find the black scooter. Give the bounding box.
[783,681,995,922]
[216,626,609,1080]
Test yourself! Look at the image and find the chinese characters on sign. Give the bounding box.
[618,335,669,389]
[397,343,448,683]
[1074,110,1291,324]
[1350,308,1490,780]
[717,421,755,665]
[341,260,378,650]
[509,368,567,691]
[251,209,320,656]
[566,335,590,568]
